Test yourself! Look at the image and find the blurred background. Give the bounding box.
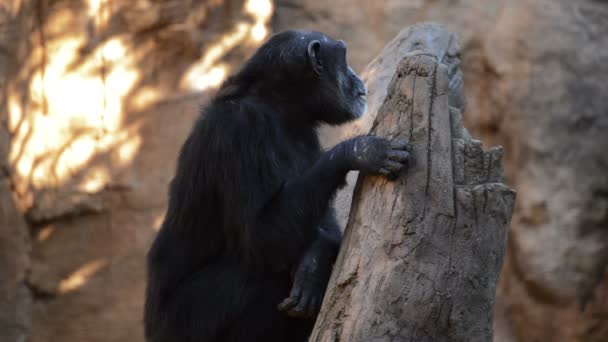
[0,0,606,341]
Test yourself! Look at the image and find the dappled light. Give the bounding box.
[6,0,275,218]
[152,213,165,232]
[115,135,143,166]
[58,259,108,294]
[36,225,55,242]
[131,87,162,111]
[8,33,141,203]
[183,63,229,92]
[79,166,110,193]
[181,0,273,91]
[246,0,273,42]
[0,0,278,340]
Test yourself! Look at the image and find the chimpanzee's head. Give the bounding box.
[227,30,367,125]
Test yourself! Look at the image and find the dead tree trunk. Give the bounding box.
[310,24,516,342]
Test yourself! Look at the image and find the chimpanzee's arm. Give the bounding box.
[251,137,409,269]
[253,148,347,265]
[277,208,342,318]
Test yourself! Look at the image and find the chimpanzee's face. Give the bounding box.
[312,37,367,125]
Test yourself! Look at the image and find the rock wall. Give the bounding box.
[0,138,31,342]
[0,0,271,341]
[1,3,32,341]
[1,0,606,341]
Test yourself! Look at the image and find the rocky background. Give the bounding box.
[0,0,606,341]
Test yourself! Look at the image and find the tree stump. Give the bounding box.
[310,25,516,342]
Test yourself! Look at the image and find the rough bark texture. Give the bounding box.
[321,23,466,228]
[310,25,516,342]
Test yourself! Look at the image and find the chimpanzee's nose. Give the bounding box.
[357,87,367,97]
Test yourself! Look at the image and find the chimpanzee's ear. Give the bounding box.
[307,40,323,75]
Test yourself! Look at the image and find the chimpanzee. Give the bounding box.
[144,30,410,342]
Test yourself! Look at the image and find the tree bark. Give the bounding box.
[310,24,516,342]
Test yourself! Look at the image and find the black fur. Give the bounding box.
[144,30,409,342]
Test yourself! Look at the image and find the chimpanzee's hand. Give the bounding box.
[342,136,410,179]
[277,246,331,319]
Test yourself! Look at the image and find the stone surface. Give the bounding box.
[0,178,32,342]
[3,0,264,223]
[0,0,267,341]
[0,0,606,341]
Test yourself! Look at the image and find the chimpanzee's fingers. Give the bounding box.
[278,297,297,311]
[307,296,320,318]
[384,160,403,173]
[378,168,391,176]
[387,150,409,163]
[277,286,302,311]
[292,291,311,317]
[390,138,409,150]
